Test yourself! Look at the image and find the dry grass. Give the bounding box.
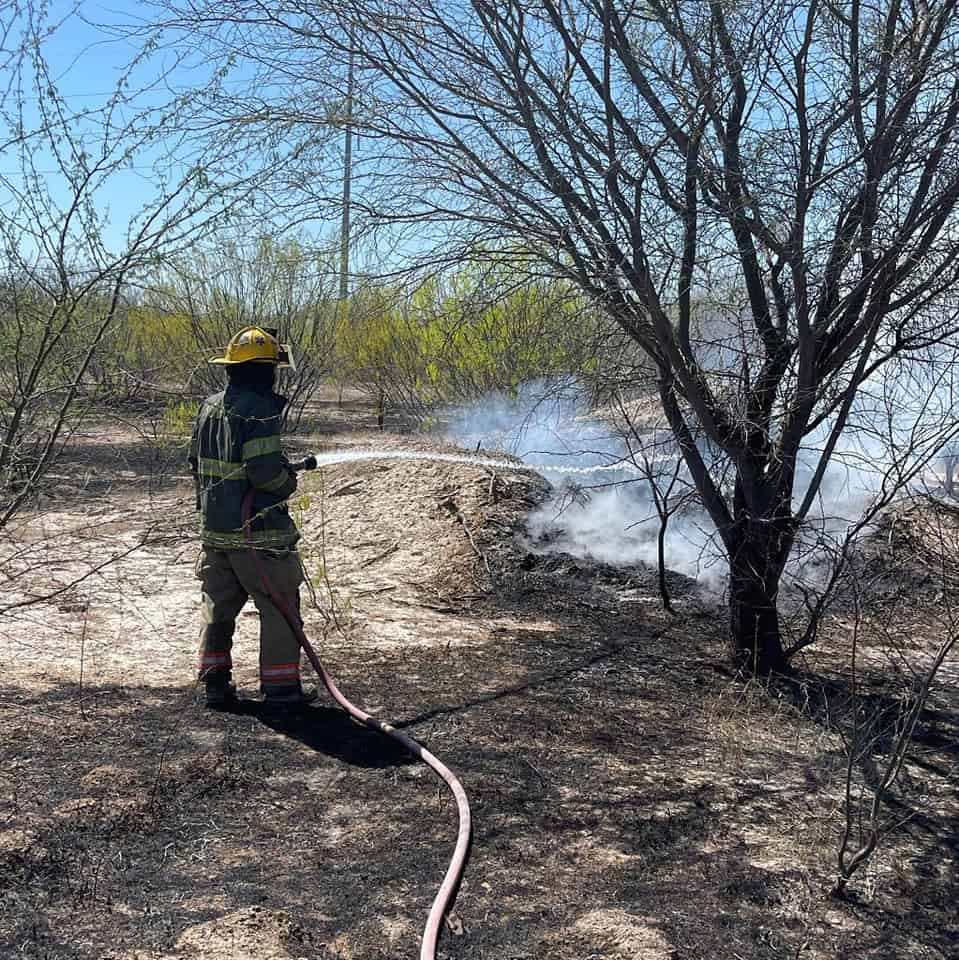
[0,405,956,959]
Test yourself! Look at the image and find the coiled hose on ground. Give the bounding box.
[241,460,472,960]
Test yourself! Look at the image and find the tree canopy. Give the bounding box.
[151,0,959,671]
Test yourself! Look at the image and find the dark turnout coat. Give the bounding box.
[189,383,298,549]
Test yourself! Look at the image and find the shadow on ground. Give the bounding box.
[253,702,414,769]
[2,603,956,960]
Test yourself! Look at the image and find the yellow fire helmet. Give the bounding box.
[208,326,280,365]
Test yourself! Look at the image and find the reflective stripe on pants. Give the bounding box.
[195,545,304,690]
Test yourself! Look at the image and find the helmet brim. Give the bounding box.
[208,356,278,365]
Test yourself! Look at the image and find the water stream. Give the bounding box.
[312,448,663,477]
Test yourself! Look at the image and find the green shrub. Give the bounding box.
[334,264,609,416]
[160,399,199,442]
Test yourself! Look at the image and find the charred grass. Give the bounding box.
[3,618,955,958]
[0,417,956,959]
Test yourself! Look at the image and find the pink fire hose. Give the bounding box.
[241,458,472,960]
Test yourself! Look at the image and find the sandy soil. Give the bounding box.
[0,402,956,960]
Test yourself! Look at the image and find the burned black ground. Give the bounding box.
[1,411,956,960]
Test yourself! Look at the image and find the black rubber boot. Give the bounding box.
[203,673,239,708]
[262,683,318,709]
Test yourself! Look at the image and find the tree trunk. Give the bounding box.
[728,539,789,675]
[657,513,673,613]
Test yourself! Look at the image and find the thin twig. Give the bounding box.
[331,479,365,497]
[441,497,493,583]
[360,540,399,568]
[0,527,157,614]
[78,605,89,721]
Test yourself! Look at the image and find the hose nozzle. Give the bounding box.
[291,455,318,472]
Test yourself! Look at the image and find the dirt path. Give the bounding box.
[1,424,956,960]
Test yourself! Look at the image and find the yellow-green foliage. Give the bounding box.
[160,399,199,440]
[335,264,599,409]
[90,304,201,401]
[120,306,199,383]
[94,249,607,412]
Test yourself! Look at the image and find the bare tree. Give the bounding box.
[613,399,699,613]
[0,3,279,523]
[153,1,959,673]
[144,234,341,429]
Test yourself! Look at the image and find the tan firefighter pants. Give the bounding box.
[196,545,305,694]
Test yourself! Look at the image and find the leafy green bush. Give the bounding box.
[334,264,610,418]
[160,399,199,441]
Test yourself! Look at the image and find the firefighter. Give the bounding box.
[189,326,315,708]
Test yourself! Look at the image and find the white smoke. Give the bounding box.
[440,376,958,592]
[441,381,724,584]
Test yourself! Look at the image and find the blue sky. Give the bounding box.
[0,2,250,257]
[3,3,404,276]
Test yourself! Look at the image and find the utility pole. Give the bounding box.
[336,39,355,407]
[339,41,354,302]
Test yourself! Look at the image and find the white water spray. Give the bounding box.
[312,448,664,477]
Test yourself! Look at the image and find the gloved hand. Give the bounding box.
[277,468,298,500]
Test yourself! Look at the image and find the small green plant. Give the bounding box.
[291,492,328,593]
[291,478,355,633]
[160,400,199,442]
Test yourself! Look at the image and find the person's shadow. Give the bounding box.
[216,699,414,769]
